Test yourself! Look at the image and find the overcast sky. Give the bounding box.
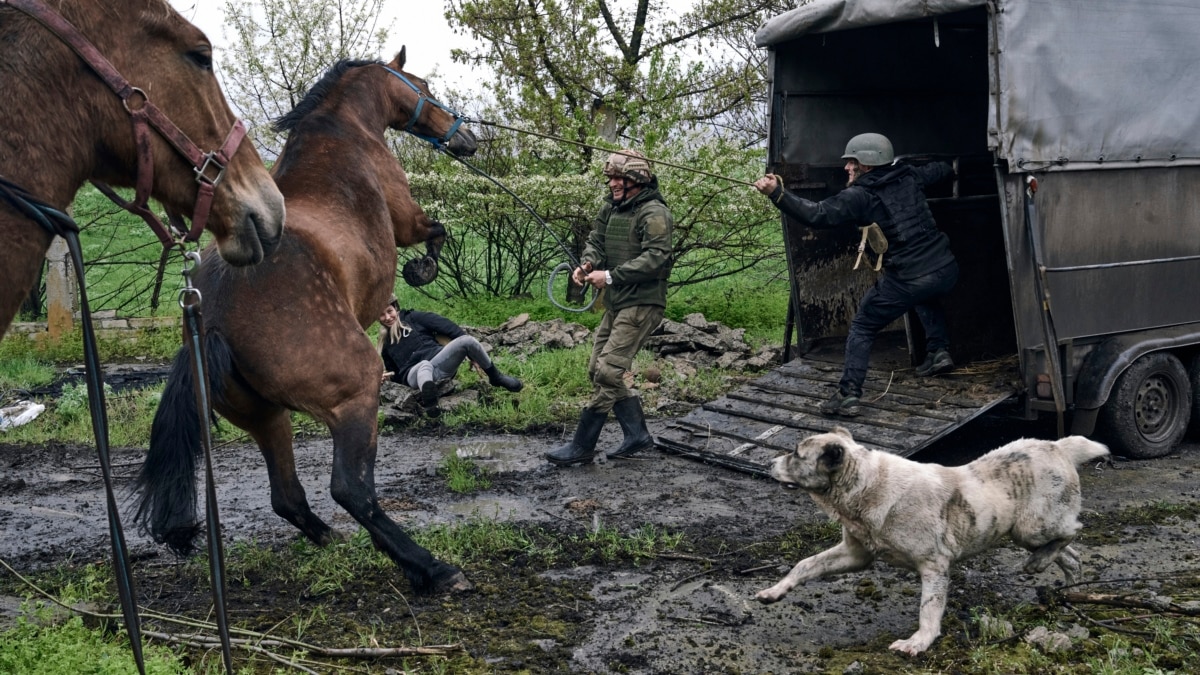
[169,1,478,90]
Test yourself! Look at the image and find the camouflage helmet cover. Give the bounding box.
[841,133,894,166]
[603,148,654,184]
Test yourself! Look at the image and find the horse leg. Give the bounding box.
[400,218,445,288]
[422,219,447,261]
[222,401,341,546]
[0,223,53,337]
[328,402,471,594]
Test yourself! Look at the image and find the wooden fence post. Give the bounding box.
[44,236,77,339]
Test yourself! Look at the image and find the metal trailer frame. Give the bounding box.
[751,0,1200,457]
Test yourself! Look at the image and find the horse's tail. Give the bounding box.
[132,330,234,555]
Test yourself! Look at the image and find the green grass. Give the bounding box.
[438,454,493,493]
[65,185,208,320]
[0,382,163,447]
[0,609,187,675]
[0,354,55,394]
[166,518,684,596]
[0,325,185,365]
[579,524,684,564]
[440,347,592,429]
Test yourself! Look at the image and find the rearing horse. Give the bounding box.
[133,49,478,594]
[0,0,285,339]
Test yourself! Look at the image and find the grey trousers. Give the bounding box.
[405,336,492,390]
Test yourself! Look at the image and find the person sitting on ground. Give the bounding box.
[378,299,522,417]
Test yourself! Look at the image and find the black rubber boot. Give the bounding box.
[607,396,654,459]
[419,380,441,418]
[544,408,608,467]
[484,364,523,392]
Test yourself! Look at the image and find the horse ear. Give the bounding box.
[396,46,406,70]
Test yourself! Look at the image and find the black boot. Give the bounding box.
[544,408,607,466]
[419,380,441,418]
[608,396,654,459]
[484,364,523,392]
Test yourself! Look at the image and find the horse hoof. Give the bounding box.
[436,571,473,594]
[402,256,438,287]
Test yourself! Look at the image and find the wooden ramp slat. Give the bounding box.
[656,353,1017,475]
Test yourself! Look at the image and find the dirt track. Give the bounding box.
[1,410,1199,672]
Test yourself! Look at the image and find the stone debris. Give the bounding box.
[1023,624,1089,653]
[472,312,778,372]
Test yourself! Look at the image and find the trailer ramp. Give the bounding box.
[655,348,1019,477]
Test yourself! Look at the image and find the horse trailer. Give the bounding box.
[656,0,1200,469]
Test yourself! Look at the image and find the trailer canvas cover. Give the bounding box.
[756,0,1200,171]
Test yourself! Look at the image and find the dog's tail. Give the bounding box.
[1056,435,1110,465]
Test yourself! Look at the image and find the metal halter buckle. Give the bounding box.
[194,152,227,187]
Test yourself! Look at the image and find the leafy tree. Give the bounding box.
[220,0,393,156]
[425,0,795,303]
[445,0,796,158]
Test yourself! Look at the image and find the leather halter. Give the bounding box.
[2,0,249,246]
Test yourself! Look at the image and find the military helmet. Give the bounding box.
[603,148,654,184]
[841,133,894,166]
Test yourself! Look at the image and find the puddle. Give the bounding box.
[442,438,540,473]
[443,496,539,520]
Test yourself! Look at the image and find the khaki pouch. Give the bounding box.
[854,223,888,271]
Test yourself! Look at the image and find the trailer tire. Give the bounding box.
[1098,352,1190,459]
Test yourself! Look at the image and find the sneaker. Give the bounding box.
[819,391,861,417]
[915,349,955,377]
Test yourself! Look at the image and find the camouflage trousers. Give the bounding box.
[586,304,664,413]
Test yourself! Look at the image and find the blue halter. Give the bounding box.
[381,66,465,149]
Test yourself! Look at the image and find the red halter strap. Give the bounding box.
[3,0,248,245]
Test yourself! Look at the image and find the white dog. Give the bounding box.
[755,426,1109,655]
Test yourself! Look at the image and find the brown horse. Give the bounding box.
[0,0,285,338]
[133,49,478,594]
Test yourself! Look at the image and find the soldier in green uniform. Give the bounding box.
[545,148,674,467]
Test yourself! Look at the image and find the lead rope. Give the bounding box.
[466,118,758,187]
[436,148,599,313]
[179,252,235,674]
[0,176,147,674]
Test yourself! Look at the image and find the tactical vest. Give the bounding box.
[604,194,670,279]
[599,189,672,310]
[864,167,939,248]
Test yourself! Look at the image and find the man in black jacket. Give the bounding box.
[378,302,522,417]
[754,133,958,417]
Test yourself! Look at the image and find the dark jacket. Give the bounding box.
[769,162,955,280]
[381,310,464,383]
[581,179,674,311]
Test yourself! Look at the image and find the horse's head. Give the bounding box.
[383,48,478,158]
[25,0,285,265]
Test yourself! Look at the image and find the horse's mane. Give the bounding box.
[272,58,383,133]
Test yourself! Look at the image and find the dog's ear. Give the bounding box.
[831,426,853,440]
[818,442,845,472]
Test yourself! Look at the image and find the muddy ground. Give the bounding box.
[1,405,1199,673]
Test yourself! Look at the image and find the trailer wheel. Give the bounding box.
[1098,352,1190,459]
